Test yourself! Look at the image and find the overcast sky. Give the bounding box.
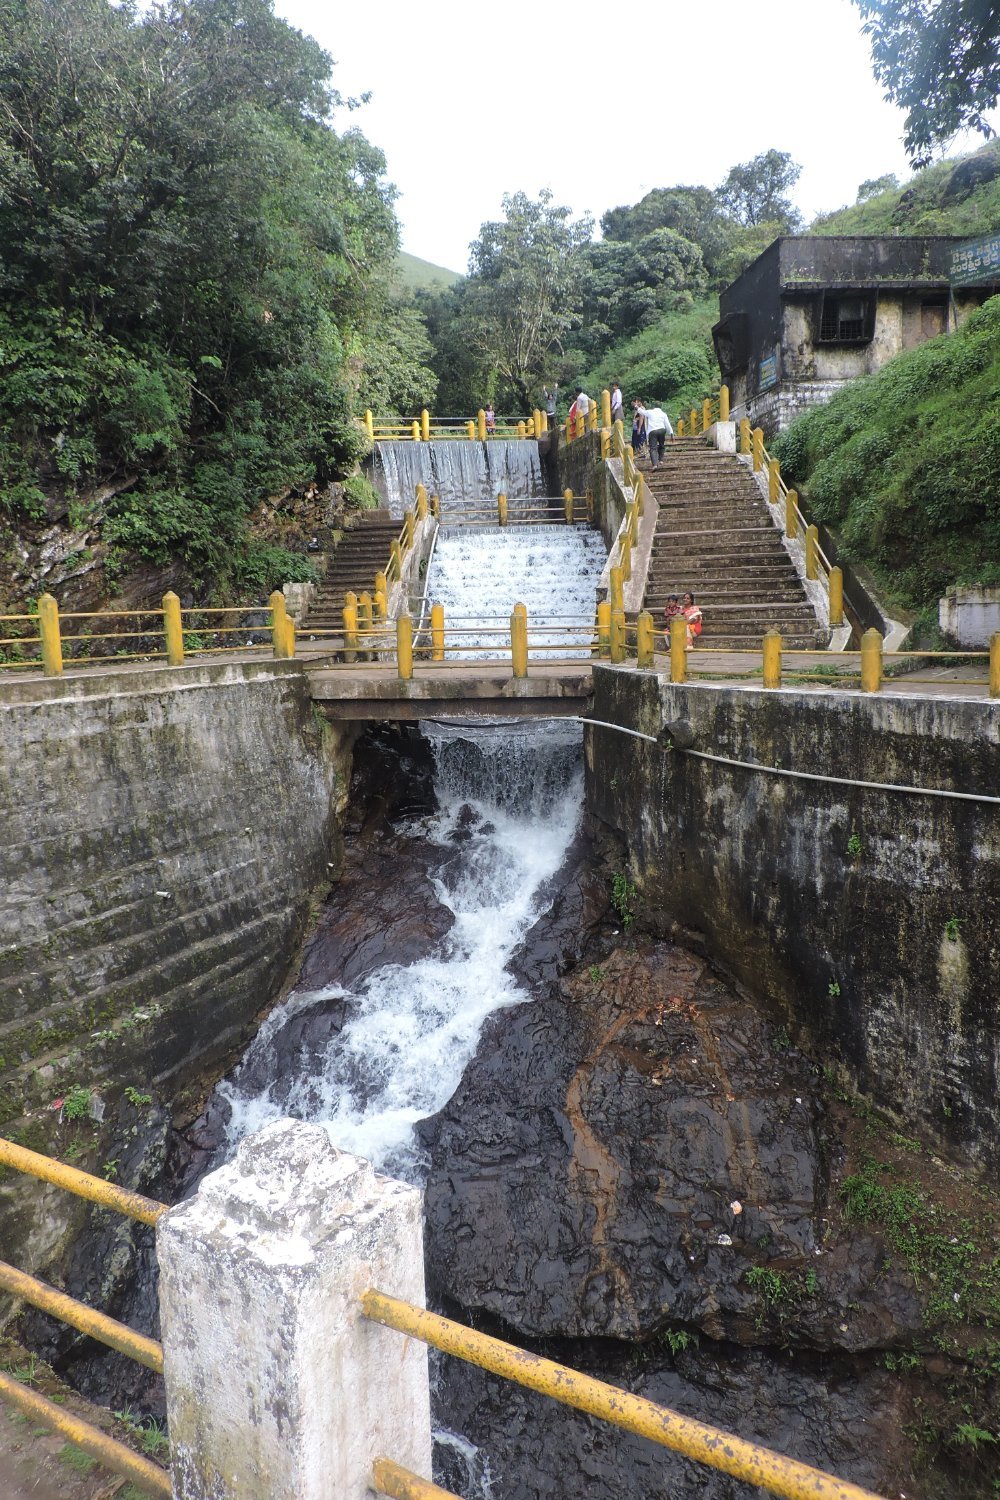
[274,0,994,273]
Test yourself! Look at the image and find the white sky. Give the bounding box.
[274,0,996,273]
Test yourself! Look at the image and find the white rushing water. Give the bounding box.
[373,439,545,515]
[218,483,606,1178]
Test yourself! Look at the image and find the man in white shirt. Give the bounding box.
[575,389,590,421]
[611,382,624,424]
[644,404,674,468]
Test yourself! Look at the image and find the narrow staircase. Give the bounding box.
[304,511,401,632]
[640,438,826,650]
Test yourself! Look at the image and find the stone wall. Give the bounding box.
[0,658,350,1267]
[586,666,1000,1169]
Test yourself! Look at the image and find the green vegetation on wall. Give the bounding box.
[774,295,1000,615]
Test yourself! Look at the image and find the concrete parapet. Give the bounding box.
[157,1119,431,1500]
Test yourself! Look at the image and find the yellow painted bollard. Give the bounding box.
[610,607,626,663]
[269,589,290,660]
[597,599,611,658]
[670,616,687,683]
[785,488,799,540]
[162,591,184,667]
[610,565,624,614]
[576,411,586,439]
[762,629,782,689]
[421,409,430,442]
[364,408,374,441]
[565,418,573,442]
[467,420,476,441]
[526,416,535,437]
[627,501,638,545]
[478,409,487,441]
[563,488,574,524]
[829,566,844,627]
[633,470,645,517]
[720,385,730,422]
[613,417,624,454]
[600,427,611,460]
[342,601,359,664]
[498,492,508,526]
[805,524,819,581]
[37,592,63,676]
[510,602,528,679]
[752,427,764,472]
[601,389,612,430]
[623,446,635,488]
[541,411,549,433]
[397,614,413,680]
[620,532,632,583]
[411,419,420,442]
[283,617,296,658]
[588,404,598,433]
[375,569,388,602]
[415,482,428,520]
[431,493,440,520]
[990,632,1000,699]
[518,420,526,439]
[374,587,387,624]
[637,611,654,669]
[768,458,780,506]
[689,407,698,435]
[703,397,712,431]
[404,509,415,551]
[739,417,751,454]
[390,538,402,580]
[861,628,883,693]
[677,418,685,437]
[431,602,445,662]
[358,591,373,660]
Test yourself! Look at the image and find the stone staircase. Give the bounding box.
[640,438,826,650]
[304,511,401,632]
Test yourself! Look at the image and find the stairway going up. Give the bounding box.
[303,511,402,633]
[640,437,827,650]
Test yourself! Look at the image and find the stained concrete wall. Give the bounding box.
[586,666,1000,1169]
[0,659,346,1142]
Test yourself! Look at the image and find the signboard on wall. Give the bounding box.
[951,233,1000,286]
[758,350,779,390]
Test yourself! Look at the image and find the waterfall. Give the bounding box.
[370,439,546,515]
[216,506,606,1179]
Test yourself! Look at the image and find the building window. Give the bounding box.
[818,292,874,343]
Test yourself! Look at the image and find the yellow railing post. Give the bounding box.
[785,488,799,540]
[498,492,508,526]
[564,488,574,524]
[396,614,413,679]
[703,397,712,431]
[762,629,782,688]
[374,586,387,623]
[37,593,63,677]
[768,458,780,505]
[565,418,573,442]
[576,411,586,439]
[526,416,535,437]
[610,607,626,663]
[411,419,420,442]
[689,407,698,435]
[634,470,645,517]
[670,616,687,683]
[677,418,686,437]
[467,420,475,441]
[431,602,445,662]
[541,411,549,433]
[404,510,415,552]
[720,385,730,422]
[627,500,638,544]
[270,589,290,659]
[620,532,632,583]
[284,616,296,658]
[752,428,764,472]
[421,409,430,442]
[510,602,528,678]
[596,600,611,658]
[478,409,487,441]
[805,524,819,580]
[637,611,654,668]
[861,628,883,693]
[739,417,751,454]
[517,420,526,439]
[613,418,624,454]
[829,566,844,627]
[601,388,612,429]
[364,409,374,441]
[610,566,624,614]
[375,569,388,601]
[600,427,611,460]
[431,493,440,520]
[358,591,373,660]
[623,446,635,488]
[991,632,1000,699]
[415,483,428,521]
[162,591,184,667]
[343,600,359,663]
[589,404,598,432]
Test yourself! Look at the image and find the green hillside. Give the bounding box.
[809,140,1000,238]
[396,251,463,291]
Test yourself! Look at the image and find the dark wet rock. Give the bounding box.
[422,941,923,1350]
[506,829,610,991]
[344,723,437,836]
[432,1339,916,1500]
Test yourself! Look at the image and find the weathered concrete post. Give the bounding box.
[157,1121,430,1500]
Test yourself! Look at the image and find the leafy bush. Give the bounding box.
[342,474,382,511]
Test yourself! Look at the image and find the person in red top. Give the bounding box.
[682,591,703,647]
[485,403,496,437]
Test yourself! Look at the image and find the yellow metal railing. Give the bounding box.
[675,384,730,438]
[361,1290,885,1500]
[0,593,295,675]
[366,408,547,442]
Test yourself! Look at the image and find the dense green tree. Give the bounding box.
[853,0,1000,166]
[601,186,736,281]
[715,150,803,230]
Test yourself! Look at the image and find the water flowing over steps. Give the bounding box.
[640,438,827,650]
[304,511,400,631]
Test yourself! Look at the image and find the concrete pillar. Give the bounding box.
[157,1120,431,1500]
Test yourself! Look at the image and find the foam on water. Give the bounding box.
[373,439,545,516]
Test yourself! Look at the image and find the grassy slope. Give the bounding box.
[573,296,720,427]
[396,250,463,291]
[810,140,1000,238]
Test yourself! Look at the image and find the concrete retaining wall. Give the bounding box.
[587,666,1000,1169]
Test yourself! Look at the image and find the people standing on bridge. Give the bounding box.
[644,404,674,468]
[631,399,647,457]
[485,402,496,437]
[611,382,624,426]
[575,389,590,433]
[682,591,703,648]
[544,384,559,426]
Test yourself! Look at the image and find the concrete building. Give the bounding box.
[712,236,999,435]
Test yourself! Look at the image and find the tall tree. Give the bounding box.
[715,150,802,230]
[853,0,1000,166]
